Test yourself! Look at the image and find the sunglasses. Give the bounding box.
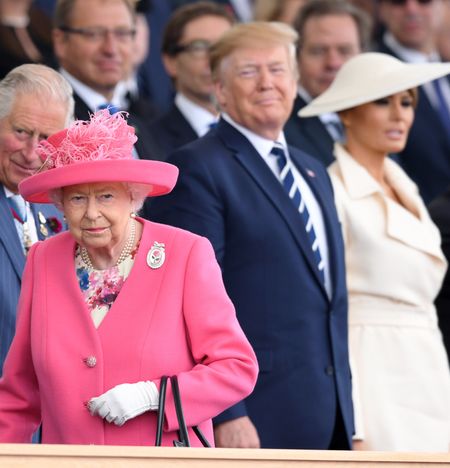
[385,0,432,5]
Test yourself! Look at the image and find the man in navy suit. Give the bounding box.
[148,2,233,157]
[284,0,370,166]
[146,22,353,449]
[377,0,450,203]
[0,64,72,375]
[52,0,163,161]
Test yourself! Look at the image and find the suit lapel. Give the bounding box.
[0,189,25,278]
[296,96,334,156]
[217,121,329,297]
[301,117,334,156]
[169,106,197,143]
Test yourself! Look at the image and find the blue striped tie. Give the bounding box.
[272,144,325,284]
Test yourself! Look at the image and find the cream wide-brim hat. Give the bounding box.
[299,52,450,117]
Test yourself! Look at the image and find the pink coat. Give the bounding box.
[0,219,258,445]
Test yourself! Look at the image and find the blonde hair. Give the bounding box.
[209,21,299,81]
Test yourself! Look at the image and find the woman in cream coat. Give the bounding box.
[301,53,450,451]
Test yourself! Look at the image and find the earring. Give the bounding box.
[130,212,137,218]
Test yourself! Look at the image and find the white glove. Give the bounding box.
[88,381,159,426]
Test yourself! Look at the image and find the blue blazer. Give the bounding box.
[377,41,450,203]
[284,96,335,167]
[146,119,353,449]
[147,104,198,159]
[0,187,63,375]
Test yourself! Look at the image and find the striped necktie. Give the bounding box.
[8,194,32,253]
[271,144,325,284]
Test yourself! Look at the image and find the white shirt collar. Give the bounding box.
[383,31,441,63]
[60,69,122,112]
[221,113,287,158]
[4,186,17,199]
[175,93,218,137]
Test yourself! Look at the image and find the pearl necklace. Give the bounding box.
[80,220,136,270]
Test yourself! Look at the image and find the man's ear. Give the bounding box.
[213,79,227,110]
[52,28,67,62]
[162,54,178,79]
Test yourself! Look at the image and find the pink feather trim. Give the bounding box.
[37,110,137,169]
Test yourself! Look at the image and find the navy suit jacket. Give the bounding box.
[428,189,450,358]
[284,96,335,167]
[73,93,165,162]
[0,188,63,375]
[146,119,353,449]
[378,41,450,203]
[147,104,198,159]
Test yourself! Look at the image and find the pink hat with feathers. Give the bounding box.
[19,110,178,203]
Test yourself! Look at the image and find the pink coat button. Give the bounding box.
[84,356,97,368]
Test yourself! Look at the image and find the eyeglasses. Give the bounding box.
[59,26,136,42]
[170,39,211,57]
[385,0,432,5]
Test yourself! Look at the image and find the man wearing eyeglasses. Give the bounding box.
[147,2,233,157]
[52,0,163,161]
[377,0,450,203]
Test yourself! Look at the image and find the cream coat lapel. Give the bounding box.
[335,144,444,261]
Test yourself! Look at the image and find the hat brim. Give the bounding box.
[299,60,450,117]
[19,159,179,203]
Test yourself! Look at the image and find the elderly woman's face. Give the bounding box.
[62,182,133,251]
[341,90,415,157]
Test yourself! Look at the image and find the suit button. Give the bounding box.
[84,356,97,368]
[325,365,334,376]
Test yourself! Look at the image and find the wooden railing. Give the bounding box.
[0,444,449,467]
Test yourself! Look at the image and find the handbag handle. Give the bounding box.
[154,375,211,447]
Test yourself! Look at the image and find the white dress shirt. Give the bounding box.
[222,113,332,297]
[60,69,122,112]
[175,93,218,137]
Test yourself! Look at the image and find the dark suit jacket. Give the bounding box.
[428,189,450,359]
[145,119,353,449]
[0,188,63,375]
[147,104,198,159]
[377,40,450,203]
[73,93,165,161]
[284,96,335,167]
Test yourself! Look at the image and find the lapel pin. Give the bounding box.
[39,224,49,237]
[306,169,316,178]
[147,241,166,269]
[38,211,47,224]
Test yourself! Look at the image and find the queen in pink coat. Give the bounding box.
[0,110,258,446]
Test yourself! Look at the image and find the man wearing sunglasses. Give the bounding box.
[52,0,163,161]
[147,2,233,158]
[377,0,450,203]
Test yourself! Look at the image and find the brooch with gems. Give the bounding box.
[147,241,165,269]
[38,212,63,237]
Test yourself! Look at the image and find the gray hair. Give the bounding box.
[49,182,148,213]
[0,64,74,125]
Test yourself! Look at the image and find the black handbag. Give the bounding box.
[155,375,211,447]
